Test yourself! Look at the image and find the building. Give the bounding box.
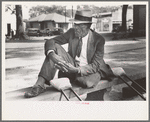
[28,13,72,32]
[92,12,113,32]
[5,5,146,37]
[4,10,16,37]
[112,6,133,31]
[92,7,133,33]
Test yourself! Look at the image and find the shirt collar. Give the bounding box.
[82,31,89,40]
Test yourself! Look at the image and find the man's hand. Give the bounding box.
[58,62,80,74]
[48,52,80,73]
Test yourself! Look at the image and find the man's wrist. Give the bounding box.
[77,68,81,74]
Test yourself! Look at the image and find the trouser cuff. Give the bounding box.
[38,73,51,85]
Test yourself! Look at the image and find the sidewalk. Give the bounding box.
[5,37,146,92]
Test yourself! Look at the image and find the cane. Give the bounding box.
[112,67,146,101]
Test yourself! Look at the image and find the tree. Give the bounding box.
[29,5,71,19]
[5,4,16,14]
[5,4,28,40]
[16,5,29,40]
[121,5,128,31]
[29,5,120,19]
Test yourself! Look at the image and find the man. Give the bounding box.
[24,9,114,98]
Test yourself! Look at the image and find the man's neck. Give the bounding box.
[81,29,90,38]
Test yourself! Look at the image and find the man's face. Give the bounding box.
[74,23,87,38]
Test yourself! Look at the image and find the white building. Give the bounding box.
[92,7,133,33]
[4,10,16,36]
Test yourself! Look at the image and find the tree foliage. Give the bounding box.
[77,5,120,14]
[29,5,121,19]
[5,4,16,14]
[29,5,71,19]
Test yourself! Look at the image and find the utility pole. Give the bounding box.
[71,5,74,27]
[65,6,66,23]
[72,5,73,18]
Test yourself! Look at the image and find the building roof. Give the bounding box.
[28,13,71,23]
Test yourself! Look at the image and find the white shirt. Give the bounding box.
[75,32,89,66]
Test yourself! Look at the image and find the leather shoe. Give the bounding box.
[24,85,46,98]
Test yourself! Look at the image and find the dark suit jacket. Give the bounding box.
[45,28,114,87]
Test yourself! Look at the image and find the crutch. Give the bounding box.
[60,88,83,101]
[112,67,146,101]
[50,78,83,101]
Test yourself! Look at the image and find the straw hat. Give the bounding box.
[70,9,92,24]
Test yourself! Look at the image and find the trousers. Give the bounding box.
[39,43,101,88]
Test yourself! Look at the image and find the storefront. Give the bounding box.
[92,12,113,32]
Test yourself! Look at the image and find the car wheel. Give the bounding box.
[49,33,53,36]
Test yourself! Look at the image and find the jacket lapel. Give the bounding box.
[87,30,96,63]
[71,37,79,59]
[70,29,96,61]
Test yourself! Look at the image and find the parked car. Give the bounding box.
[48,27,64,36]
[40,28,51,36]
[27,28,40,36]
[112,25,122,33]
[27,27,64,37]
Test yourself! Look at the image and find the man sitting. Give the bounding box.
[24,9,114,98]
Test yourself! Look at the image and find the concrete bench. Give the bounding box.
[6,67,146,101]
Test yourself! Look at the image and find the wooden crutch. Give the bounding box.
[112,67,146,101]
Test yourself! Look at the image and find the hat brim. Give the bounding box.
[69,19,92,24]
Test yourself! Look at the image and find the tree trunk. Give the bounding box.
[121,5,128,31]
[16,5,28,40]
